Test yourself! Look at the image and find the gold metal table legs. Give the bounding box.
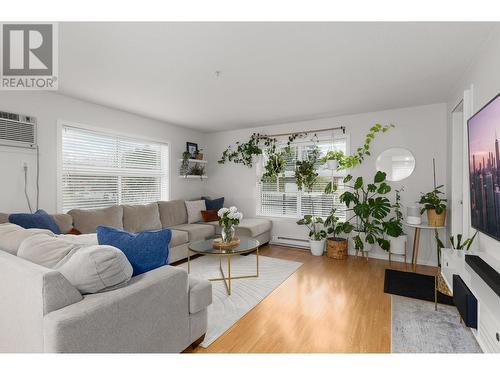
[187,248,260,295]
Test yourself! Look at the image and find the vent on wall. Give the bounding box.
[0,111,37,148]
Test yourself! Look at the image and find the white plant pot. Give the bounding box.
[389,235,407,255]
[326,160,338,170]
[309,239,326,256]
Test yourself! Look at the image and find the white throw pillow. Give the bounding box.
[0,223,55,255]
[185,200,206,224]
[57,245,133,294]
[18,234,80,268]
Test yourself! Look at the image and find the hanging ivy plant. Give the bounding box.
[218,133,277,167]
[260,134,299,182]
[295,145,320,192]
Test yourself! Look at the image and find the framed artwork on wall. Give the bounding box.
[186,142,198,158]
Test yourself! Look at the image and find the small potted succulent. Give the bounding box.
[296,214,327,256]
[217,206,243,243]
[418,185,447,226]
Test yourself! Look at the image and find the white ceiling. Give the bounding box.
[59,22,495,132]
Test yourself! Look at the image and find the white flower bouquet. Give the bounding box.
[217,206,243,242]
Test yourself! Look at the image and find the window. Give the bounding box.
[60,125,168,212]
[257,135,348,220]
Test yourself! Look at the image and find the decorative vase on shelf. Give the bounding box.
[221,224,235,243]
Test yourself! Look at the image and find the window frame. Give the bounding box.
[256,132,350,220]
[56,120,170,213]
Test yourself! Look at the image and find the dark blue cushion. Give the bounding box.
[202,196,224,211]
[9,209,61,235]
[96,226,171,276]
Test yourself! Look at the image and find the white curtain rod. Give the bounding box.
[266,126,345,138]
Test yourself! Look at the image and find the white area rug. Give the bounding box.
[178,254,302,348]
[391,295,482,353]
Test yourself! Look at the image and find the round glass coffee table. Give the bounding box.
[187,237,260,295]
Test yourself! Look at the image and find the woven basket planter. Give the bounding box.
[427,209,446,227]
[326,238,348,260]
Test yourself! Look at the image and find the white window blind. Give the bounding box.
[61,126,168,212]
[257,136,347,219]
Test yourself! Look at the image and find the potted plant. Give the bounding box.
[217,206,243,243]
[338,171,392,256]
[296,214,327,256]
[435,231,477,266]
[321,150,344,170]
[324,208,354,259]
[295,145,320,192]
[180,151,191,177]
[418,185,447,226]
[188,164,205,180]
[386,188,407,258]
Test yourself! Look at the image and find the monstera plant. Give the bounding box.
[337,171,393,252]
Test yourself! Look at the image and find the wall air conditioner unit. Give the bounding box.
[0,111,37,149]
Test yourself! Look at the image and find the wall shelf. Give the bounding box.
[178,175,208,179]
[177,158,207,164]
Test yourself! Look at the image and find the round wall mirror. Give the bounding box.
[375,148,415,181]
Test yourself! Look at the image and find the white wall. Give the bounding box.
[447,25,500,266]
[206,103,448,265]
[0,91,206,214]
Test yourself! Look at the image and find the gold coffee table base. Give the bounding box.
[209,249,259,295]
[187,240,260,296]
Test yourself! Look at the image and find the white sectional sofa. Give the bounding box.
[0,200,271,263]
[0,200,271,352]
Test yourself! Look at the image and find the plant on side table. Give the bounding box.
[418,185,447,226]
[218,207,243,243]
[296,214,327,256]
[324,208,354,259]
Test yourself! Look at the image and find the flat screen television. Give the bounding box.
[468,93,500,241]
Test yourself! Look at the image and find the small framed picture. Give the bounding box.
[186,142,198,158]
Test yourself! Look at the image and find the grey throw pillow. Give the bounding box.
[57,245,133,294]
[0,223,55,255]
[18,234,132,294]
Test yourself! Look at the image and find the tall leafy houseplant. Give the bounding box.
[338,171,392,253]
[386,188,406,257]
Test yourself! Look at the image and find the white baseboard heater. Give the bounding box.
[271,236,309,249]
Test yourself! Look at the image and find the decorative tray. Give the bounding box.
[212,237,240,249]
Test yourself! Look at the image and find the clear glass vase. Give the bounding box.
[221,224,235,243]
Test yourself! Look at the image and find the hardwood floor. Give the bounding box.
[185,244,437,353]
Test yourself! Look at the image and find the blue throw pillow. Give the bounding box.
[9,209,61,235]
[96,226,171,276]
[202,196,224,211]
